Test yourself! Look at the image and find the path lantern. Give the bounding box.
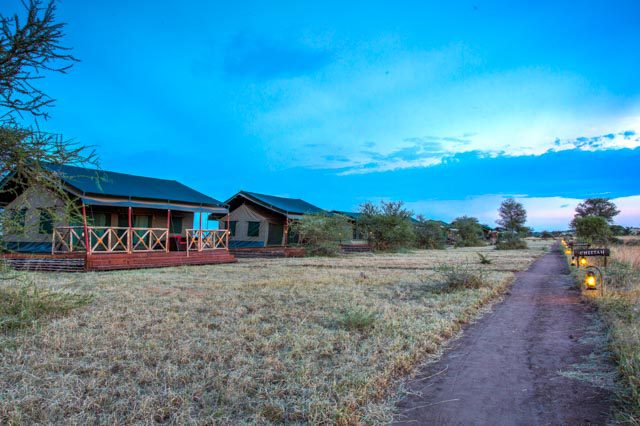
[584,271,597,290]
[564,248,572,256]
[579,256,588,267]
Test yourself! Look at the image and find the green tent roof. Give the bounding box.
[332,210,361,220]
[231,191,326,215]
[45,163,225,208]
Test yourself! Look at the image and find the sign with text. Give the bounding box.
[574,248,610,257]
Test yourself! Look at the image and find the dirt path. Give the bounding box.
[394,247,613,425]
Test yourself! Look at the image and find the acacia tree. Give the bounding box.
[571,198,620,227]
[357,201,415,251]
[495,199,528,249]
[1,1,95,235]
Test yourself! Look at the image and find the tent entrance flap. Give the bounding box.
[267,223,284,246]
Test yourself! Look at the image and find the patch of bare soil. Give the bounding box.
[394,246,615,425]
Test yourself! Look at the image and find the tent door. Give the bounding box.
[267,222,284,246]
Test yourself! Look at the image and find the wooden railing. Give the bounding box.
[53,226,169,254]
[52,226,87,253]
[186,229,229,253]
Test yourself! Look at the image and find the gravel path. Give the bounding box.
[394,246,613,425]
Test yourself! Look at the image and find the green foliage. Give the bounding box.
[496,199,528,249]
[540,231,553,239]
[572,198,620,228]
[414,217,447,249]
[477,253,492,264]
[336,307,378,332]
[451,216,484,247]
[0,281,93,332]
[429,264,487,293]
[357,201,415,251]
[610,225,631,236]
[290,213,351,256]
[574,215,611,244]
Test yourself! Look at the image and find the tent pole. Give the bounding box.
[226,211,230,250]
[166,209,171,252]
[128,206,132,253]
[284,216,288,248]
[82,203,90,254]
[198,210,203,252]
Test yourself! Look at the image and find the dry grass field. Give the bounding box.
[0,241,549,424]
[598,245,640,423]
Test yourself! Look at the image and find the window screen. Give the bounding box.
[38,209,53,234]
[247,221,260,237]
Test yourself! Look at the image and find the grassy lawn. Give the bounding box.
[0,241,548,424]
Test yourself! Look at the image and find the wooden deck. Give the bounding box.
[1,250,236,272]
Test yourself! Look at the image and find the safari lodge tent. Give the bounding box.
[0,164,235,271]
[219,191,325,249]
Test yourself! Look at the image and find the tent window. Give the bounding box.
[92,212,111,227]
[133,215,152,228]
[229,221,237,237]
[170,216,183,234]
[247,221,260,237]
[38,209,54,234]
[9,208,28,234]
[118,214,129,227]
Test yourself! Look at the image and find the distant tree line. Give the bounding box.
[293,198,537,255]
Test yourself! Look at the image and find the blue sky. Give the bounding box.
[21,0,640,230]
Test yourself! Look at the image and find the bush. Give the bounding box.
[358,201,415,251]
[291,213,352,256]
[0,282,93,332]
[336,307,378,332]
[429,264,487,293]
[477,253,492,264]
[415,218,447,249]
[451,216,484,247]
[495,237,528,250]
[574,215,611,244]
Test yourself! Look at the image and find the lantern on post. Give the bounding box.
[583,266,605,296]
[578,256,588,267]
[584,271,597,290]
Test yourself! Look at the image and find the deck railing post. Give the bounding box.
[82,203,91,255]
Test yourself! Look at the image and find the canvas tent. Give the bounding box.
[0,163,228,253]
[219,191,326,248]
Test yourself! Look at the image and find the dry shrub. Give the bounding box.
[430,264,487,293]
[336,307,378,332]
[594,245,640,423]
[0,281,92,332]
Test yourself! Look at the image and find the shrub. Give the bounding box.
[414,218,447,249]
[574,215,611,244]
[291,213,352,256]
[495,237,528,250]
[429,264,487,293]
[450,216,484,247]
[0,282,93,332]
[336,307,378,332]
[477,253,492,264]
[358,201,415,251]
